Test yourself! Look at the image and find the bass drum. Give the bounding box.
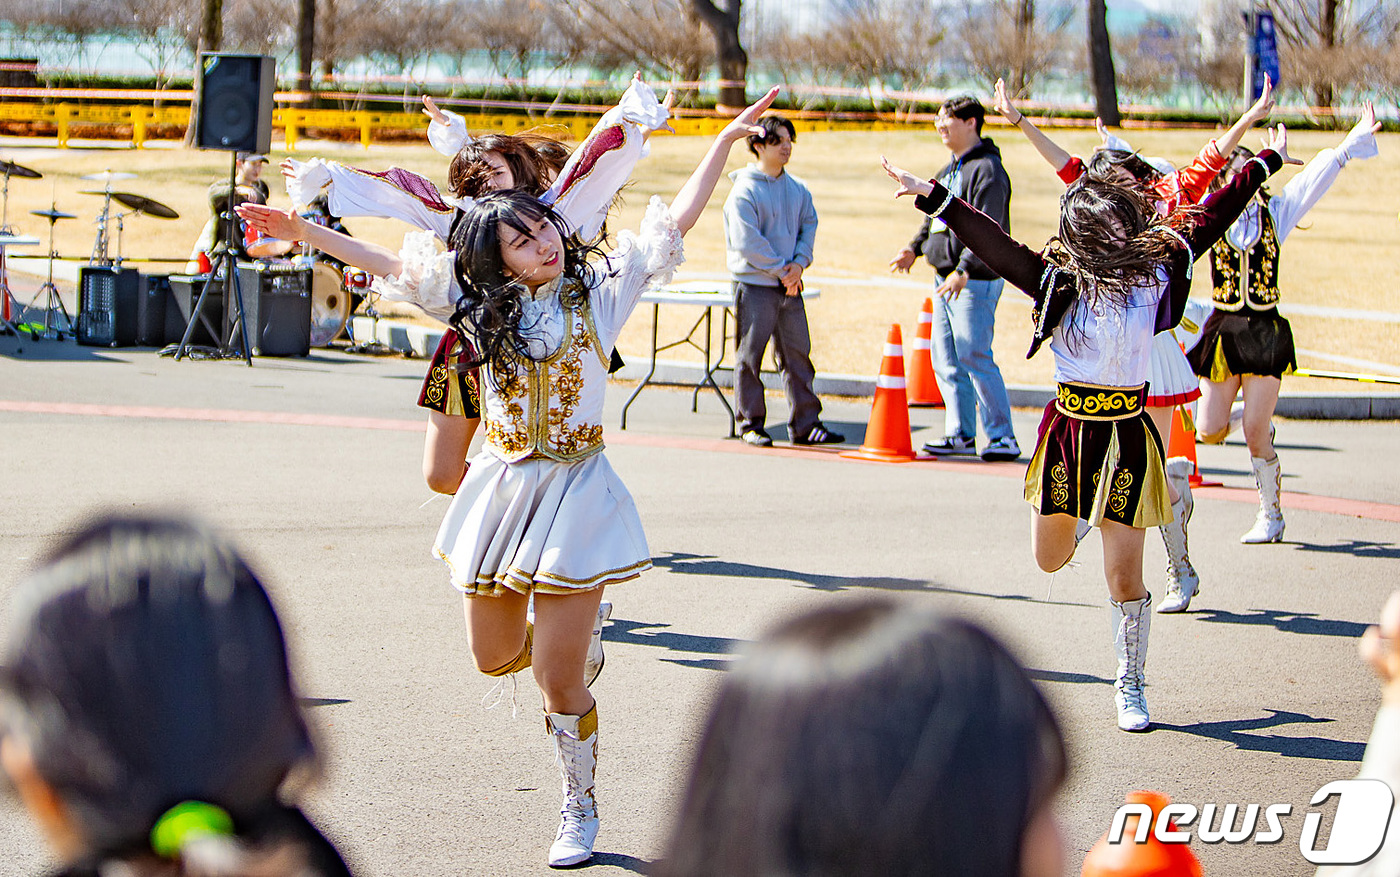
[307,260,350,347]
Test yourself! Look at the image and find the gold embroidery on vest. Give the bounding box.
[1212,208,1280,311]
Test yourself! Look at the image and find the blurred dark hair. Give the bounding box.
[448,132,568,199]
[1043,178,1193,337]
[448,191,603,391]
[0,514,329,873]
[746,115,796,156]
[656,599,1067,877]
[1210,145,1270,201]
[940,95,986,134]
[1083,148,1162,187]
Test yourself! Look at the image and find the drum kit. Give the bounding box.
[0,154,369,350]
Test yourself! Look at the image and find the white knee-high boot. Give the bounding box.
[1158,460,1199,613]
[1111,595,1152,732]
[546,705,599,867]
[1242,455,1285,544]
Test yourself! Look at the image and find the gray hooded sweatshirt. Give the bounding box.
[722,164,818,287]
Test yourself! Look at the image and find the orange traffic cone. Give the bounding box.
[1082,790,1204,877]
[907,298,944,407]
[841,324,916,463]
[1166,405,1220,488]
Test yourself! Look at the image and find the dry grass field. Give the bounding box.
[3,120,1397,394]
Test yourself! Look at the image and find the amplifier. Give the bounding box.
[76,267,141,347]
[228,262,312,357]
[168,274,224,347]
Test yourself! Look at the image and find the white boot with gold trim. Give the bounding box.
[1158,460,1199,613]
[1111,595,1151,732]
[547,705,599,867]
[1241,455,1285,544]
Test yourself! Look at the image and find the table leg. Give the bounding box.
[619,302,661,430]
[694,305,735,436]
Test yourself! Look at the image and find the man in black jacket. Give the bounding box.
[890,96,1019,462]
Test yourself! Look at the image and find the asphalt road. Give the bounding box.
[1,336,1397,876]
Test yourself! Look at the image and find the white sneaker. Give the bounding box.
[980,435,1021,462]
[584,601,612,688]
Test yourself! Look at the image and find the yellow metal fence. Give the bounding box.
[0,100,925,149]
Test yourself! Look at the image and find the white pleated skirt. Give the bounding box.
[1147,332,1201,406]
[434,450,652,597]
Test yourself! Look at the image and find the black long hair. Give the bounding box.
[1083,147,1162,187]
[0,514,340,875]
[656,599,1068,877]
[1043,178,1193,338]
[1210,145,1272,202]
[447,190,604,391]
[447,132,566,199]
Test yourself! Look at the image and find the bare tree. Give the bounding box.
[551,0,709,103]
[119,0,198,90]
[1194,0,1248,114]
[296,0,315,92]
[225,0,295,57]
[813,0,949,113]
[1270,0,1387,110]
[751,20,857,112]
[1087,0,1120,125]
[1114,16,1199,105]
[958,0,1072,97]
[471,0,555,94]
[691,0,746,109]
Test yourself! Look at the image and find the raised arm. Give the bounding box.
[236,202,404,278]
[1271,101,1380,245]
[994,78,1073,176]
[668,87,779,236]
[1184,127,1293,256]
[881,156,1050,300]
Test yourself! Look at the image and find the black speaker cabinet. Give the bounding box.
[76,266,141,347]
[137,273,173,346]
[228,263,312,357]
[168,274,224,347]
[195,53,275,153]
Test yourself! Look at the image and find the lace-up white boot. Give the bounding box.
[1111,596,1152,732]
[1157,461,1199,613]
[546,706,599,867]
[584,600,612,688]
[1241,455,1285,544]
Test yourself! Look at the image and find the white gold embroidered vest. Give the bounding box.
[480,300,610,463]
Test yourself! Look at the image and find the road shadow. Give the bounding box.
[652,551,933,593]
[1291,538,1400,560]
[1027,668,1113,686]
[0,334,124,361]
[767,418,866,446]
[659,657,732,672]
[604,618,743,658]
[1188,607,1369,639]
[1153,709,1365,761]
[299,697,352,707]
[583,852,652,873]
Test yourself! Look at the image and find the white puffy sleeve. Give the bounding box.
[428,108,470,157]
[545,79,670,241]
[283,158,461,242]
[371,230,459,324]
[590,196,684,346]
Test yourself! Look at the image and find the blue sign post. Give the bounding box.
[1247,9,1281,99]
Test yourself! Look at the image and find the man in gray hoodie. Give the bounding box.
[723,115,842,448]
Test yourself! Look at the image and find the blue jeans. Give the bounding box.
[930,275,1014,443]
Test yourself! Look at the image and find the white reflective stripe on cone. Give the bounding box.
[877,375,907,389]
[919,312,933,323]
[913,338,932,349]
[883,343,904,357]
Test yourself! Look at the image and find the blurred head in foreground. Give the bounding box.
[657,598,1068,877]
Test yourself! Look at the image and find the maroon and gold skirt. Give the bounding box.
[1024,382,1171,529]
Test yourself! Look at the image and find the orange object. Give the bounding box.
[1081,790,1204,877]
[907,298,944,407]
[841,324,916,463]
[196,251,212,274]
[1166,405,1220,489]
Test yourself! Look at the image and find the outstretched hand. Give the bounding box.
[235,202,305,241]
[1095,117,1111,146]
[280,157,299,180]
[719,86,781,143]
[421,95,449,126]
[881,156,933,199]
[1261,123,1301,165]
[1245,75,1276,123]
[992,79,1020,124]
[1353,99,1381,138]
[1360,591,1400,704]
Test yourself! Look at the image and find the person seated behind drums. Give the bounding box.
[186,152,285,271]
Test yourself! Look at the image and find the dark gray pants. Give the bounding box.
[733,281,821,436]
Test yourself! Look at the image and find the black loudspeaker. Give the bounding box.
[195,53,275,153]
[137,273,173,346]
[168,274,224,347]
[230,263,312,357]
[76,267,140,347]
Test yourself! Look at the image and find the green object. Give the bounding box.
[149,801,234,858]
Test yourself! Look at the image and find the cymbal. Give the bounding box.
[31,208,76,221]
[78,189,179,219]
[79,170,136,183]
[0,159,41,179]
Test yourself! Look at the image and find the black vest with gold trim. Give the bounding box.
[1209,203,1280,312]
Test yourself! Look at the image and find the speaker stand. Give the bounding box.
[174,152,252,365]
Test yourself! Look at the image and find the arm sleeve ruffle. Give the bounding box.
[428,108,470,157]
[591,196,684,342]
[284,157,332,209]
[371,230,459,323]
